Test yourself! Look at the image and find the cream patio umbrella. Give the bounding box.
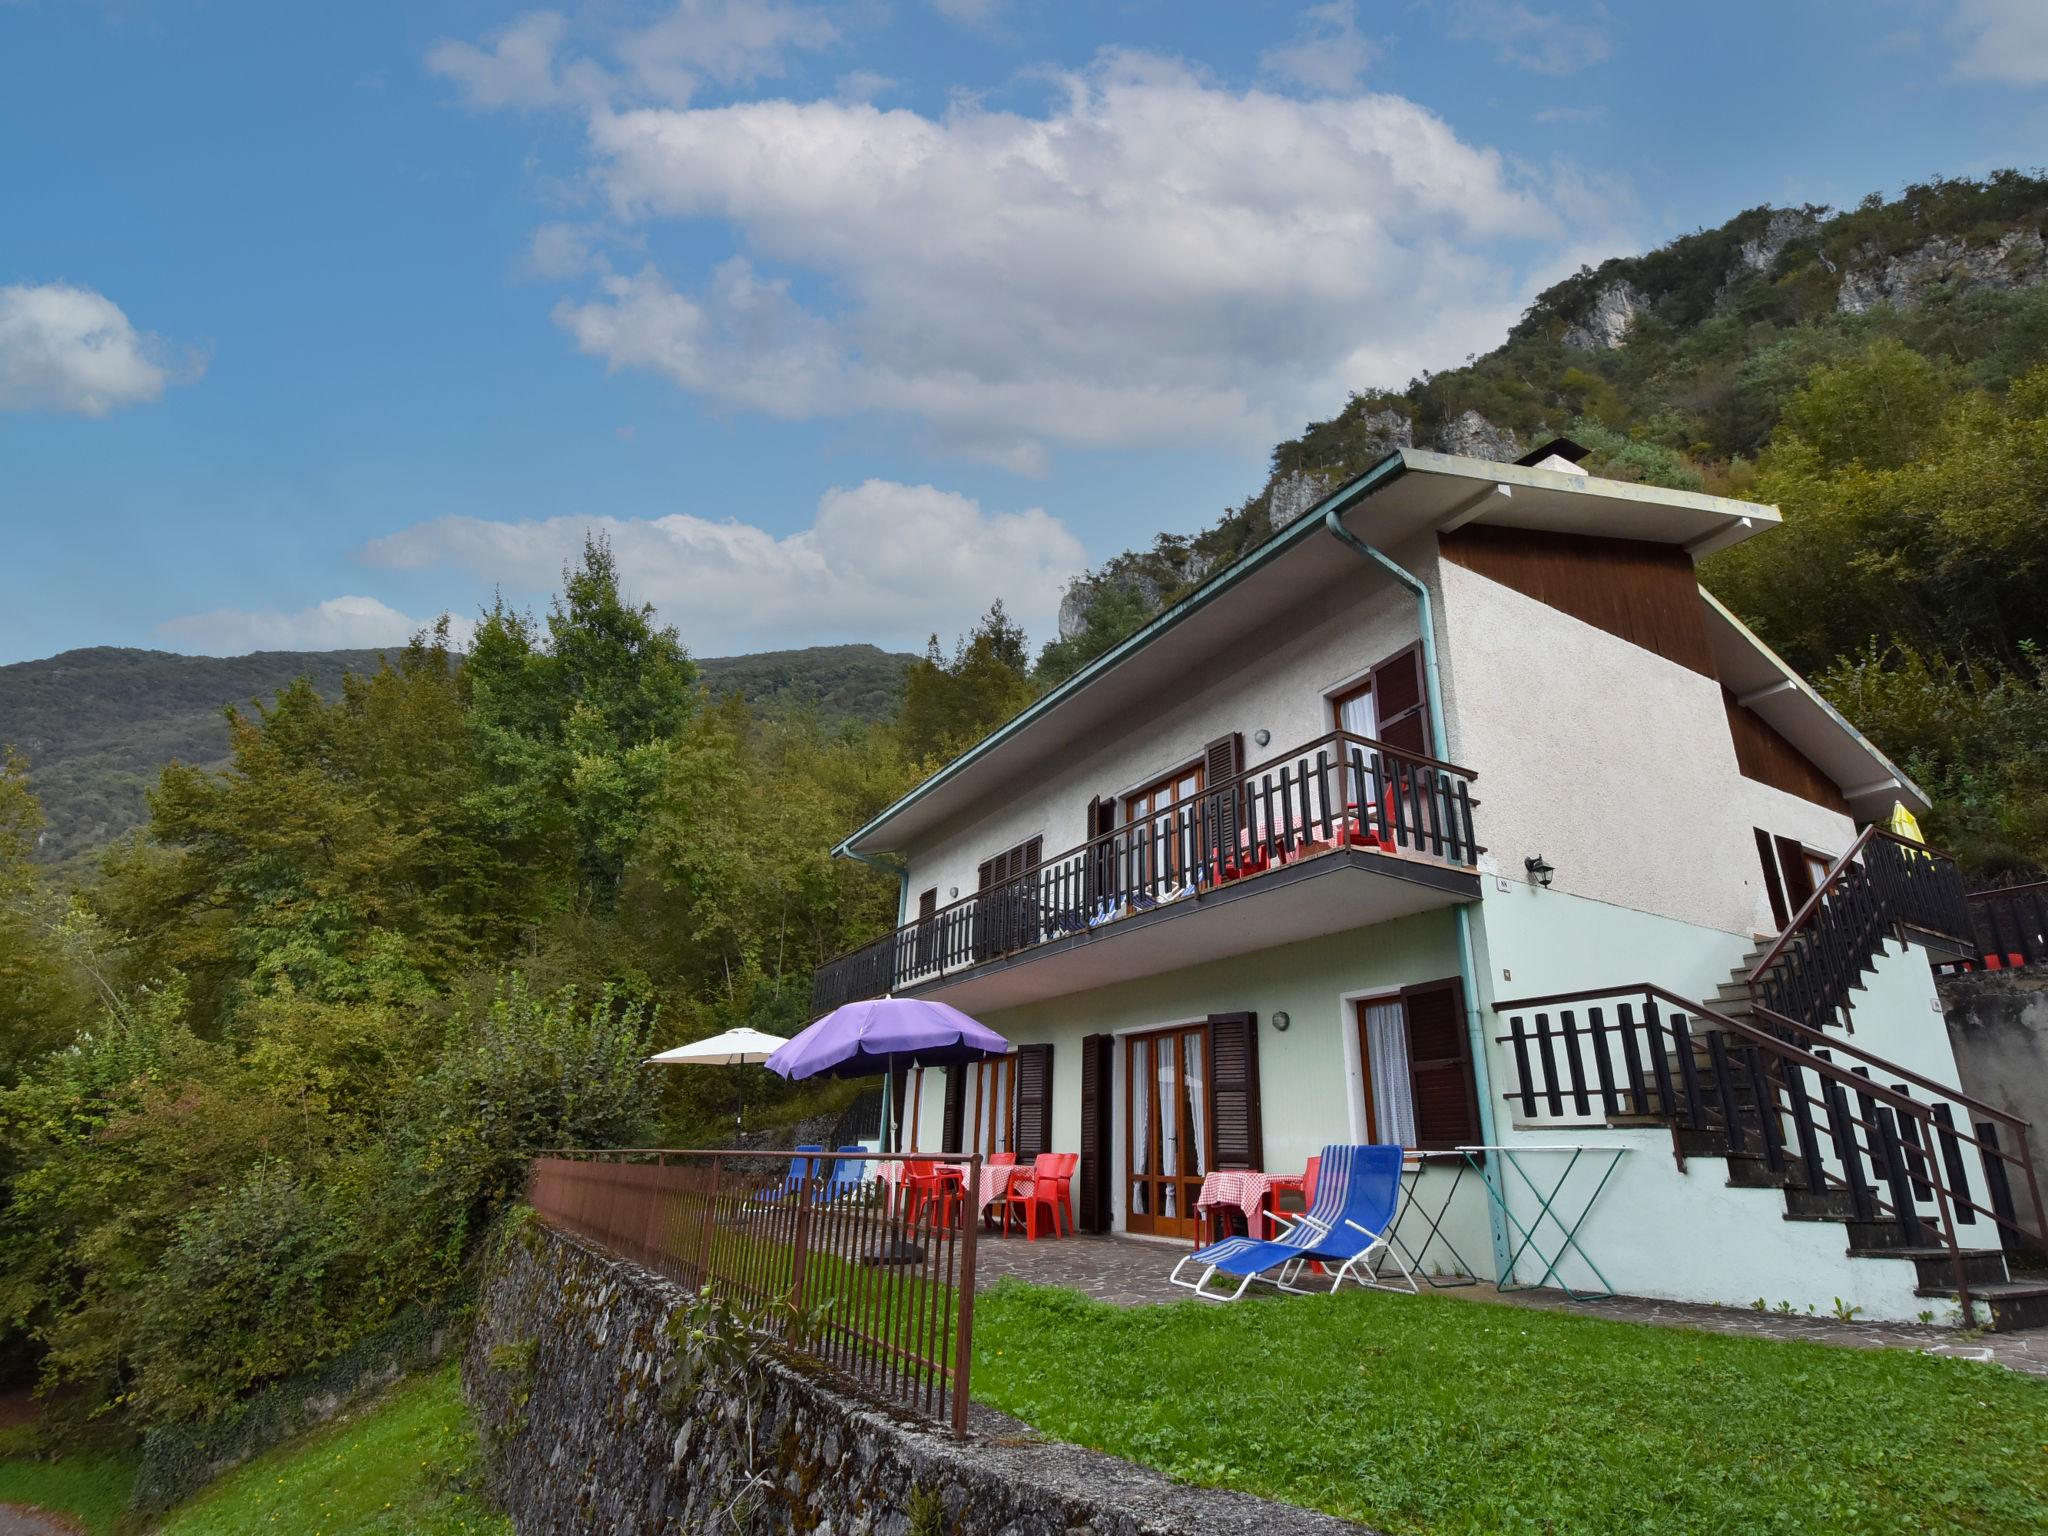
[645,1027,789,1134]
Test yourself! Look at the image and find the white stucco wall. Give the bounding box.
[897,541,1434,915]
[1432,555,1765,937]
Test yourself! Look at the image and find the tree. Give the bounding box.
[897,601,1036,762]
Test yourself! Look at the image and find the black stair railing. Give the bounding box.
[1494,981,2048,1326]
[811,729,1481,1014]
[1747,827,1974,1033]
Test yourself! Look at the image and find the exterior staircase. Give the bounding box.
[1494,830,2047,1330]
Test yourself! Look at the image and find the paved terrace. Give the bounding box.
[967,1230,2048,1377]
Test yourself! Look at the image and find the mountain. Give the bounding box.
[0,642,915,867]
[1052,172,2048,661]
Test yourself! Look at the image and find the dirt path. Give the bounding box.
[0,1507,84,1536]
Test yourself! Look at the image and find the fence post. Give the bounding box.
[790,1166,815,1317]
[951,1154,980,1438]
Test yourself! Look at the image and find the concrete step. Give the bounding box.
[1848,1245,2013,1290]
[1913,1279,2048,1332]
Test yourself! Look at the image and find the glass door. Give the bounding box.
[1124,1025,1210,1240]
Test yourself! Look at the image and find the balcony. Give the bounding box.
[812,731,1483,1016]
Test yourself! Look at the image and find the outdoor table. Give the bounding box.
[1457,1143,1628,1301]
[1195,1169,1299,1241]
[975,1163,1027,1220]
[1387,1151,1478,1287]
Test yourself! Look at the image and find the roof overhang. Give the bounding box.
[1700,588,1929,818]
[842,450,1781,856]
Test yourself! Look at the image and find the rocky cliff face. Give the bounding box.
[1836,228,2047,314]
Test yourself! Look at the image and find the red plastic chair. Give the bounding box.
[990,1151,1017,1166]
[903,1160,963,1229]
[1004,1153,1075,1240]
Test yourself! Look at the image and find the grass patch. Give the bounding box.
[973,1281,2048,1536]
[0,1445,138,1534]
[156,1365,507,1536]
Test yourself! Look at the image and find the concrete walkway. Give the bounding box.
[968,1229,2048,1376]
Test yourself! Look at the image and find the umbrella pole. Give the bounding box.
[879,1067,893,1157]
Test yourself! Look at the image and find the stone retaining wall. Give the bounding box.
[466,1218,1372,1536]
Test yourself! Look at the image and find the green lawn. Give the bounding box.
[156,1366,507,1536]
[972,1282,2048,1536]
[0,1441,138,1534]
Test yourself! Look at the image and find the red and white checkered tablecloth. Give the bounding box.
[976,1163,1027,1212]
[1196,1169,1298,1232]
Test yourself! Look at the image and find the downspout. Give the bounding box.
[834,842,911,929]
[1323,508,1514,1281]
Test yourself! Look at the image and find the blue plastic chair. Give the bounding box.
[1168,1144,1416,1301]
[757,1144,824,1205]
[820,1144,870,1203]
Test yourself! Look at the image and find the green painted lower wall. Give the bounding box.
[907,910,1462,1230]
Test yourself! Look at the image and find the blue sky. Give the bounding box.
[3,0,2045,666]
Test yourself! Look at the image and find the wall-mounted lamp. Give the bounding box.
[1254,728,1272,747]
[1524,855,1555,889]
[1271,1010,1291,1032]
[948,886,959,900]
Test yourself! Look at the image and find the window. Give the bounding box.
[913,886,939,970]
[975,836,1042,890]
[1331,678,1377,741]
[1354,979,1479,1150]
[1752,828,1839,932]
[967,1053,1018,1156]
[1124,762,1203,887]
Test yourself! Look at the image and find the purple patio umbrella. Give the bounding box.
[767,997,1009,1153]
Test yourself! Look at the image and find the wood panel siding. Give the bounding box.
[1439,524,1716,677]
[1722,689,1852,813]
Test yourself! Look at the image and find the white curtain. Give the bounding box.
[1131,1037,1152,1215]
[1340,689,1378,815]
[1364,1000,1417,1146]
[1184,1032,1206,1179]
[1156,1040,1178,1216]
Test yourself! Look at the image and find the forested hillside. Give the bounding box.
[0,642,914,866]
[1051,172,2048,878]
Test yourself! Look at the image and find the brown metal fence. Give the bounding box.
[528,1149,981,1433]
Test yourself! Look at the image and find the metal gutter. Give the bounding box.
[1322,507,1515,1281]
[831,449,1413,860]
[842,847,911,928]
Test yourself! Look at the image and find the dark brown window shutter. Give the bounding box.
[1205,1011,1263,1170]
[1085,796,1116,906]
[1753,828,1789,931]
[1400,977,1478,1150]
[940,1066,966,1153]
[1202,732,1245,863]
[1370,642,1429,756]
[1013,1043,1054,1159]
[1077,1034,1114,1232]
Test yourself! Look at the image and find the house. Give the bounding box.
[814,444,2047,1328]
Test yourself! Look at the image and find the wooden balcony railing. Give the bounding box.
[813,730,1481,1015]
[1940,882,2048,974]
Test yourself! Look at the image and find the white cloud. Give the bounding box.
[613,0,837,104]
[154,595,467,655]
[1951,0,2048,83]
[427,1,837,111]
[360,480,1088,653]
[426,11,586,109]
[1260,2,1379,94]
[0,282,190,417]
[1445,2,1612,76]
[548,50,1591,468]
